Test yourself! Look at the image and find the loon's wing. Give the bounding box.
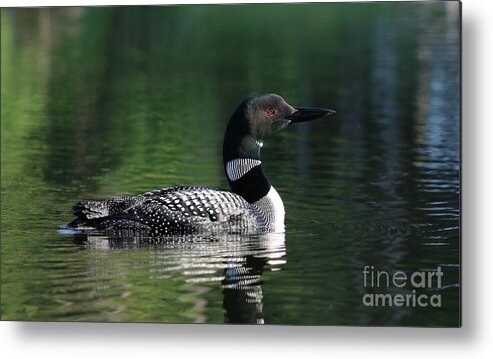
[118,186,261,234]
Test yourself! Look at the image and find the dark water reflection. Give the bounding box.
[71,233,286,324]
[1,3,460,326]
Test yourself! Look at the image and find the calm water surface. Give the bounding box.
[1,3,460,326]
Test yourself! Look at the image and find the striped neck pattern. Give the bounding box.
[226,158,262,182]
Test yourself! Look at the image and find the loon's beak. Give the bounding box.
[286,107,336,124]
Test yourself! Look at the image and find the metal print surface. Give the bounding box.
[0,1,461,326]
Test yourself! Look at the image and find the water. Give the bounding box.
[1,3,460,326]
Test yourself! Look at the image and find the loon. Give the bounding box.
[66,94,335,235]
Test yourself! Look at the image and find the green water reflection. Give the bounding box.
[1,3,460,326]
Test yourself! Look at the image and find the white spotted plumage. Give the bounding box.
[71,182,285,235]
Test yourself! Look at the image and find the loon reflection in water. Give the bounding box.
[74,232,287,324]
[66,94,335,235]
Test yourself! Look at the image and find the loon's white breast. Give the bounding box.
[253,186,285,233]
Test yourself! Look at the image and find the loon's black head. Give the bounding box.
[223,93,335,162]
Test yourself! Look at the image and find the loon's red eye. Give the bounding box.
[266,108,275,117]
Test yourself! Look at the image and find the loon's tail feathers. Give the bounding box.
[72,196,143,220]
[66,195,144,230]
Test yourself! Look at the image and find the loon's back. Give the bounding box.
[68,186,268,235]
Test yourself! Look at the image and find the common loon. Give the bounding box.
[66,94,335,235]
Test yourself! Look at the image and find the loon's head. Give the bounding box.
[223,93,336,161]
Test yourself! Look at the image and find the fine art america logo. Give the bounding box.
[362,266,443,308]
